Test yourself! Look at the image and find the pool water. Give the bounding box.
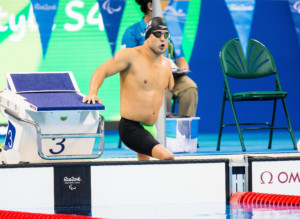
[4,202,300,219]
[90,202,300,219]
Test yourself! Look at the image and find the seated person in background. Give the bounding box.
[83,17,175,161]
[121,0,198,117]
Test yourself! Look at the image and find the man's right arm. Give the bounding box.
[82,49,131,104]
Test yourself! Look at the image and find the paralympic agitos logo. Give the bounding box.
[293,1,300,14]
[260,171,300,184]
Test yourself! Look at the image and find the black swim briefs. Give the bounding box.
[118,117,160,156]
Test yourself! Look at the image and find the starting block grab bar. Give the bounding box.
[4,109,104,160]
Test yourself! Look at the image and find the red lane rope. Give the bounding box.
[0,210,105,219]
[231,192,300,208]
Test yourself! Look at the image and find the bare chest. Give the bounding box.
[127,60,169,90]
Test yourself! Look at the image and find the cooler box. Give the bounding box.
[166,117,200,153]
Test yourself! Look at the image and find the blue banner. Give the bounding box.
[164,0,189,58]
[97,0,126,55]
[31,0,58,58]
[289,0,300,48]
[225,0,255,57]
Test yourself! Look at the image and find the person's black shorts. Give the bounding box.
[118,117,160,156]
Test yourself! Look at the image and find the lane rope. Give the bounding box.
[231,192,300,207]
[0,210,105,219]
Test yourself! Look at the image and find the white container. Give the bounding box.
[166,117,200,153]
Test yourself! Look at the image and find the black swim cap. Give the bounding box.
[145,17,168,40]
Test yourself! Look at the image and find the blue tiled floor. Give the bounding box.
[1,130,299,159]
[100,130,300,158]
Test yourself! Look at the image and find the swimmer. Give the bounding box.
[83,17,175,161]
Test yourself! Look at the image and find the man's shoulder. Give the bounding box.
[116,47,141,60]
[121,46,140,53]
[162,56,172,71]
[162,56,172,64]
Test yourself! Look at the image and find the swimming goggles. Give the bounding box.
[152,31,169,39]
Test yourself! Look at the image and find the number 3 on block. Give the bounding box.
[49,138,66,154]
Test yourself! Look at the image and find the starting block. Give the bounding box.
[0,72,105,164]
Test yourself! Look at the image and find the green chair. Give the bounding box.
[217,38,296,152]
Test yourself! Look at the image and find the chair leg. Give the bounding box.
[118,137,122,149]
[268,99,277,149]
[281,99,297,150]
[171,96,176,113]
[229,100,246,152]
[217,91,226,151]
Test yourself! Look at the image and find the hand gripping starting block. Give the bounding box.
[0,72,105,164]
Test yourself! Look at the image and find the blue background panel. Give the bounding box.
[188,0,300,132]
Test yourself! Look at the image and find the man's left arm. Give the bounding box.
[175,56,189,71]
[167,63,174,90]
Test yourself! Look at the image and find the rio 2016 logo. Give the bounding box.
[0,1,105,42]
[64,176,82,191]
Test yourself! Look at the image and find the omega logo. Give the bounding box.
[260,171,273,184]
[260,171,300,184]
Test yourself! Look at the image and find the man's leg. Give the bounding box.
[177,87,198,117]
[137,146,174,160]
[137,153,151,161]
[151,144,174,160]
